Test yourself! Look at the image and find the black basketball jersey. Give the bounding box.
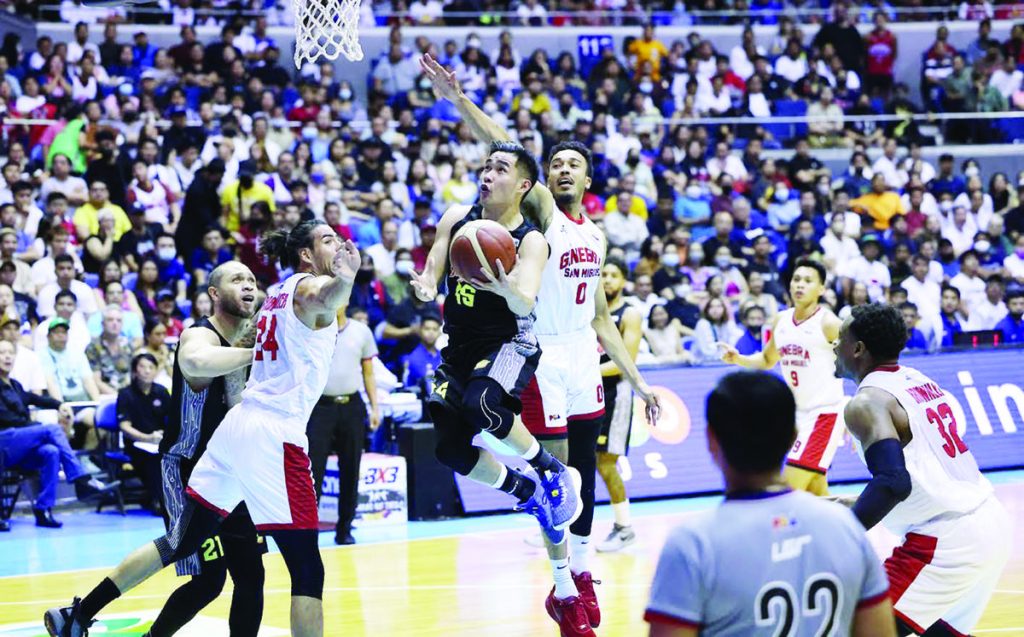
[598,301,631,370]
[442,205,543,351]
[161,317,233,463]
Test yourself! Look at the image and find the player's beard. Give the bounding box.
[554,191,578,211]
[221,296,252,319]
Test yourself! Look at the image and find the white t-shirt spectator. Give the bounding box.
[898,158,936,186]
[707,155,748,183]
[40,174,89,206]
[820,231,860,275]
[36,281,99,319]
[901,276,942,320]
[30,252,85,295]
[899,191,939,218]
[34,312,92,357]
[774,53,808,84]
[695,89,731,116]
[1004,251,1024,282]
[842,256,891,302]
[409,0,444,23]
[942,217,978,257]
[966,298,1007,330]
[872,154,905,190]
[12,342,47,393]
[602,210,649,263]
[950,271,986,312]
[365,243,396,279]
[67,40,101,65]
[516,1,547,22]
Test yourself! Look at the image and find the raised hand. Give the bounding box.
[333,239,361,281]
[717,341,740,364]
[419,53,463,102]
[410,255,439,302]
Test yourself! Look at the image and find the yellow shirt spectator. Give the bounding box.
[852,175,905,230]
[511,90,553,116]
[73,202,131,241]
[605,193,649,221]
[628,33,670,81]
[220,179,276,234]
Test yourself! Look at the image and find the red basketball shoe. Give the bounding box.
[572,571,601,627]
[545,589,596,637]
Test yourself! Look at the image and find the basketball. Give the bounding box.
[449,219,517,282]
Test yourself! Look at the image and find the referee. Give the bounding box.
[307,304,380,545]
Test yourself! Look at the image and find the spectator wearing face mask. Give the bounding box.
[381,248,415,305]
[765,183,800,232]
[733,304,766,355]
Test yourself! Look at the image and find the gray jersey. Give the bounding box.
[646,490,889,636]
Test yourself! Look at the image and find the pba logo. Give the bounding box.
[629,385,691,448]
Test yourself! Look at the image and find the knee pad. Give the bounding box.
[463,378,515,439]
[273,530,325,599]
[434,438,479,476]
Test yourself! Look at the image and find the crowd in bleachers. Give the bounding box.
[1,11,1024,522]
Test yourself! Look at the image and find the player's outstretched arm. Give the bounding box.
[410,205,470,302]
[420,53,510,146]
[718,313,781,370]
[593,281,661,423]
[420,53,555,231]
[177,326,253,379]
[844,389,912,529]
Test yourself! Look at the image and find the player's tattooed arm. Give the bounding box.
[178,327,253,380]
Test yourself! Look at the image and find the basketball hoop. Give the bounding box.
[292,0,364,68]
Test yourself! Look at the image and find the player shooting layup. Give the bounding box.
[47,223,361,637]
[719,259,848,495]
[420,54,660,637]
[835,304,1011,637]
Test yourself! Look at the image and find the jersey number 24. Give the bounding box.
[254,315,280,362]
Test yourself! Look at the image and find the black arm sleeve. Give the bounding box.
[21,386,62,411]
[851,438,913,530]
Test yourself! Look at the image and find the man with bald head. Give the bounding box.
[146,260,268,637]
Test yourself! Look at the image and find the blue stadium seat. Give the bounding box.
[775,100,808,140]
[84,273,99,289]
[121,272,138,291]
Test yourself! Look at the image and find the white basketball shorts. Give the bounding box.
[886,496,1012,635]
[786,398,849,474]
[521,331,605,439]
[186,403,319,531]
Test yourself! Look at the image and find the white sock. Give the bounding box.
[491,464,508,489]
[551,557,577,599]
[612,501,631,527]
[521,438,541,460]
[569,533,591,575]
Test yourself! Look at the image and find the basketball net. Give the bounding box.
[292,0,364,68]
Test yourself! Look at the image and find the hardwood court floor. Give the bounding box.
[1,476,1022,636]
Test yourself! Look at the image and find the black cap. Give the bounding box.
[238,159,256,178]
[127,202,146,215]
[156,289,175,301]
[206,158,226,174]
[96,129,115,142]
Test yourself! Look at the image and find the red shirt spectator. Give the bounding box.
[865,14,897,79]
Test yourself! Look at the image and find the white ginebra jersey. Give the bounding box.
[243,273,338,424]
[772,307,845,411]
[859,365,993,536]
[532,211,605,336]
